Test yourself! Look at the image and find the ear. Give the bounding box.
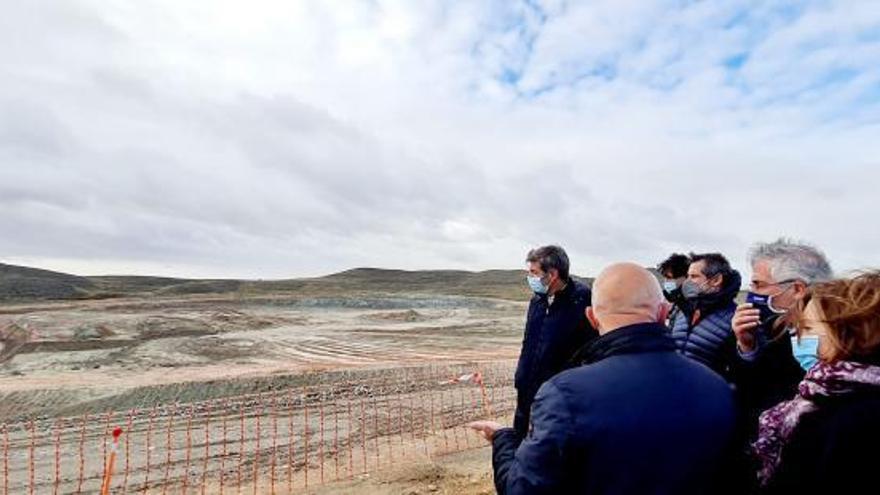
[792,280,809,300]
[586,306,600,331]
[657,302,671,324]
[710,274,724,288]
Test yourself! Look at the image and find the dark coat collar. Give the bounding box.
[534,277,577,305]
[572,322,675,366]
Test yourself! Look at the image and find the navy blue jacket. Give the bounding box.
[670,270,741,378]
[494,322,740,495]
[513,279,594,436]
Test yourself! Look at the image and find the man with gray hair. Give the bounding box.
[731,238,833,429]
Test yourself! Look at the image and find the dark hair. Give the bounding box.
[689,252,732,279]
[526,245,570,280]
[658,253,690,278]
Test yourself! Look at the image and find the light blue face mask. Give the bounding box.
[527,274,549,294]
[791,335,820,371]
[662,280,678,293]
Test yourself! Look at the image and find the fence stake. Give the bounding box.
[102,412,112,478]
[270,393,277,495]
[145,407,156,491]
[346,398,354,480]
[237,403,244,494]
[253,394,262,495]
[27,420,35,495]
[372,390,380,470]
[100,427,123,495]
[439,388,450,455]
[53,419,61,495]
[360,395,367,474]
[201,401,212,495]
[334,393,340,482]
[124,410,135,494]
[383,378,393,465]
[220,400,229,495]
[286,391,293,494]
[76,413,87,495]
[304,390,309,490]
[429,385,437,458]
[2,423,8,495]
[397,388,405,458]
[183,405,194,495]
[161,404,177,495]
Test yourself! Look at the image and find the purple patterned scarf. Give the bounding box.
[753,360,880,486]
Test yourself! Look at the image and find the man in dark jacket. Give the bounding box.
[729,239,832,436]
[470,263,740,495]
[513,245,595,437]
[670,252,742,378]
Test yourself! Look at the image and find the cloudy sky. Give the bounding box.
[1,1,879,279]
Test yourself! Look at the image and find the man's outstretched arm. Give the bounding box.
[470,381,573,495]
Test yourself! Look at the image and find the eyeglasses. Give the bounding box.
[749,278,800,291]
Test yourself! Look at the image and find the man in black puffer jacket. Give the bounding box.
[671,252,742,379]
[513,245,595,438]
[469,263,742,495]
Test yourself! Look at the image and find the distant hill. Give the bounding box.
[0,263,96,300]
[258,268,593,301]
[0,263,595,303]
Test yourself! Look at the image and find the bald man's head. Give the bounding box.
[587,262,669,334]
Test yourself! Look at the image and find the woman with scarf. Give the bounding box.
[753,271,880,493]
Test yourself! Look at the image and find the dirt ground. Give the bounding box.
[0,294,519,494]
[0,295,525,495]
[0,294,524,420]
[311,448,495,495]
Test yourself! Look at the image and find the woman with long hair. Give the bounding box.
[753,271,880,493]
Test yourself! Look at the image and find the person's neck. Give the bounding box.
[597,316,656,336]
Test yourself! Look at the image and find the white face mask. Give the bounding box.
[767,283,795,313]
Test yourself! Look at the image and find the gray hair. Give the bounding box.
[748,238,833,285]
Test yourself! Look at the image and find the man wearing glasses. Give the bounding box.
[730,238,833,434]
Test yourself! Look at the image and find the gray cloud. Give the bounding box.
[1,1,879,279]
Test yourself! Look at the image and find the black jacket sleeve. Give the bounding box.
[492,381,573,495]
[729,335,804,437]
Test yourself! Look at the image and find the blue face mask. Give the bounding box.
[791,335,820,371]
[662,280,678,293]
[527,274,549,294]
[746,291,786,326]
